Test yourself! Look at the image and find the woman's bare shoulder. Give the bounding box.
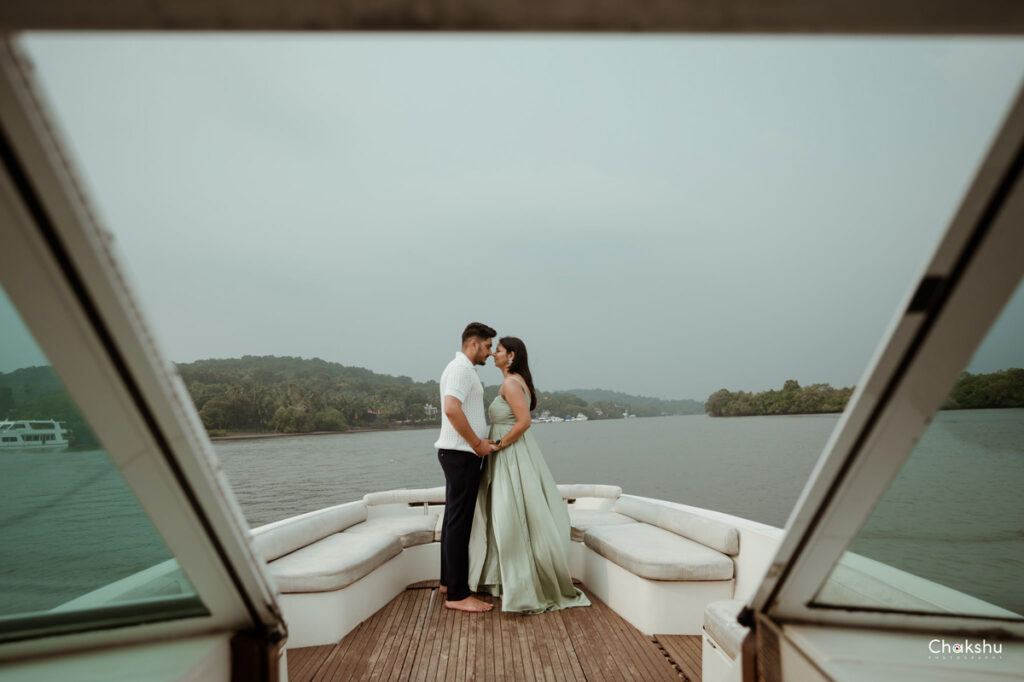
[504,374,530,395]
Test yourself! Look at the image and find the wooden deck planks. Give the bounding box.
[558,603,614,681]
[592,595,678,682]
[288,585,691,682]
[409,589,443,682]
[286,644,333,681]
[656,635,703,682]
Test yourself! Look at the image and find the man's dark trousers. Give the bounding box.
[438,448,483,602]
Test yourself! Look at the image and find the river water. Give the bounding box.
[214,413,837,528]
[3,410,1022,617]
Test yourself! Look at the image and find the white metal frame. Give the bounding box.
[0,37,285,662]
[748,83,1024,637]
[0,0,1022,33]
[0,1,1021,676]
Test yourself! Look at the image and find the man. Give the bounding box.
[435,322,498,612]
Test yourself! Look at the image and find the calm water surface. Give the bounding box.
[3,410,1021,616]
[214,409,1024,614]
[215,413,837,528]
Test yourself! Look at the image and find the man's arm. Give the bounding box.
[443,395,494,457]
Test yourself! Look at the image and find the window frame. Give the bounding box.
[748,82,1024,638]
[0,38,285,659]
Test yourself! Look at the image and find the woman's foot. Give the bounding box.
[444,595,493,612]
[439,585,447,595]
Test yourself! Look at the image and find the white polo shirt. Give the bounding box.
[434,352,487,452]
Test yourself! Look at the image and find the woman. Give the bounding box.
[467,337,590,613]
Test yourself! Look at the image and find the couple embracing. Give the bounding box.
[434,322,590,614]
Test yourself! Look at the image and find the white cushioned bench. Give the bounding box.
[561,484,636,542]
[349,486,445,547]
[251,489,446,648]
[567,510,636,541]
[253,485,743,646]
[702,599,748,682]
[704,599,748,659]
[253,501,374,585]
[568,492,740,635]
[270,532,403,592]
[585,524,734,581]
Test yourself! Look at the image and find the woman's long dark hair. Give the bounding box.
[500,336,538,411]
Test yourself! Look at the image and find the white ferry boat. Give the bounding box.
[0,3,1021,682]
[0,419,69,450]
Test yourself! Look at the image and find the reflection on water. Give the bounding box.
[850,408,1024,616]
[0,450,175,614]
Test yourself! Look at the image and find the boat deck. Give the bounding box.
[287,581,701,681]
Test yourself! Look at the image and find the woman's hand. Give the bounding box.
[472,438,496,457]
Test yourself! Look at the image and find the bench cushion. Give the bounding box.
[584,523,734,581]
[363,487,446,506]
[345,512,439,547]
[252,502,368,562]
[704,599,748,659]
[268,532,402,592]
[568,509,637,542]
[615,497,739,556]
[558,484,622,500]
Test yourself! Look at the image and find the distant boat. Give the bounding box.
[0,419,70,451]
[574,413,589,421]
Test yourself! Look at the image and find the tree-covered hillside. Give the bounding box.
[6,361,1018,441]
[1,357,706,439]
[706,370,1024,417]
[178,356,705,434]
[177,356,438,435]
[568,389,704,415]
[943,369,1024,409]
[705,380,853,417]
[0,366,99,447]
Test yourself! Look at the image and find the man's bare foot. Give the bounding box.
[444,596,493,612]
[439,585,447,595]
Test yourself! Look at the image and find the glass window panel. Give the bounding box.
[813,280,1024,619]
[0,287,207,642]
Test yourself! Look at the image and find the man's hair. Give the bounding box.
[462,322,497,344]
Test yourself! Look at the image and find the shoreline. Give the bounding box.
[206,414,708,441]
[209,423,439,442]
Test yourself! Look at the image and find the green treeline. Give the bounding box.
[0,357,704,441]
[567,389,705,416]
[178,355,709,435]
[706,369,1024,417]
[0,367,99,447]
[943,369,1024,409]
[178,356,436,435]
[180,356,702,435]
[705,380,853,417]
[482,385,701,421]
[5,360,1019,439]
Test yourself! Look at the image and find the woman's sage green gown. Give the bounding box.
[468,382,590,613]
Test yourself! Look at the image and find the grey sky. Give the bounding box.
[10,35,1024,400]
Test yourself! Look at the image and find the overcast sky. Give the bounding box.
[9,35,1024,400]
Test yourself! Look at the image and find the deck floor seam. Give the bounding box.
[654,635,702,682]
[653,637,687,680]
